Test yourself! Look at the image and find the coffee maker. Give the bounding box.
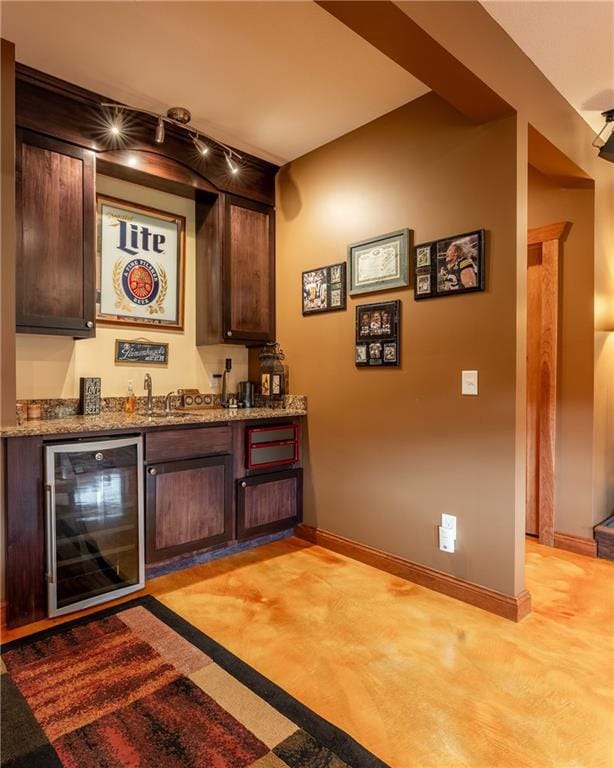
[237,381,255,408]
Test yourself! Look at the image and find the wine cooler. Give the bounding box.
[45,436,144,617]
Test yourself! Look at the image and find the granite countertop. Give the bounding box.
[0,406,307,438]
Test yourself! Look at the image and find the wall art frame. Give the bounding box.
[355,299,401,367]
[302,262,347,315]
[414,229,485,300]
[96,195,186,329]
[348,229,411,296]
[114,338,169,366]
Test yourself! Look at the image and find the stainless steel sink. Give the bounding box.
[146,411,193,418]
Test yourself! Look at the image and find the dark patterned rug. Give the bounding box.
[1,596,390,768]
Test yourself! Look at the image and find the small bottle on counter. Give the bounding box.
[125,381,137,414]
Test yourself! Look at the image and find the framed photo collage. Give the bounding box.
[301,228,485,368]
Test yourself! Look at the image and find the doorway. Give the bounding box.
[525,222,570,545]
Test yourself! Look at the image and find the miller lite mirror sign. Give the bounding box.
[96,196,185,330]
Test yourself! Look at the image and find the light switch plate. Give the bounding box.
[441,514,457,535]
[462,370,478,395]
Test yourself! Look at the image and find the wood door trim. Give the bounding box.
[296,524,531,622]
[527,222,570,246]
[527,221,571,547]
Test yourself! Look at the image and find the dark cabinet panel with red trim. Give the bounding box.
[16,129,96,337]
[246,424,299,471]
[237,469,302,540]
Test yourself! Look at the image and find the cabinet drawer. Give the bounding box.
[237,468,303,540]
[146,426,232,463]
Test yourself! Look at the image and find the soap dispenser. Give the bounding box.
[221,358,232,407]
[125,381,137,414]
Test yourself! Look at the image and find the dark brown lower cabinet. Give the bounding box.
[237,468,302,540]
[146,454,233,563]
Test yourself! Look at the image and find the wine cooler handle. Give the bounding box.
[45,484,57,584]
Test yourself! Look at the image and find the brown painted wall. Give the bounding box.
[277,93,521,595]
[528,166,596,537]
[394,0,614,532]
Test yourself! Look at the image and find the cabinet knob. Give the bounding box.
[86,320,94,329]
[149,467,158,476]
[241,481,247,488]
[227,330,233,337]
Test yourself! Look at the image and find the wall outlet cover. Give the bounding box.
[439,526,455,553]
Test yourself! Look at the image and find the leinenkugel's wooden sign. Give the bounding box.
[114,338,169,366]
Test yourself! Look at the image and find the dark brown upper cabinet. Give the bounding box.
[16,129,95,338]
[196,193,275,346]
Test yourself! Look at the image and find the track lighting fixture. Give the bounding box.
[100,102,242,173]
[592,109,614,163]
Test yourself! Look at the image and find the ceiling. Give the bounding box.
[481,0,614,134]
[2,1,610,164]
[0,1,429,164]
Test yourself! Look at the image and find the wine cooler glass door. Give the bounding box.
[45,436,144,617]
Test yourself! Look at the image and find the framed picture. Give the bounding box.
[355,300,401,367]
[414,230,485,300]
[302,262,347,314]
[96,195,186,329]
[348,229,411,295]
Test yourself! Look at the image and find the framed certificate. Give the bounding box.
[348,229,411,295]
[96,195,185,330]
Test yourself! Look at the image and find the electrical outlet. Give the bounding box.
[439,526,455,553]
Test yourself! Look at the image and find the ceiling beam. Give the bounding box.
[316,0,513,124]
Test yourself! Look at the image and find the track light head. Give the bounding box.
[155,117,165,144]
[109,109,122,137]
[225,152,239,175]
[593,108,614,163]
[192,135,209,156]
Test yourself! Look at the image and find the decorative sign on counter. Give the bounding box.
[348,229,410,296]
[96,195,185,330]
[79,377,101,415]
[114,338,169,366]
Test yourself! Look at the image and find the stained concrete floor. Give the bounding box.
[4,537,613,767]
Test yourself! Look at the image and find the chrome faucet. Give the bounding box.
[144,373,153,415]
[164,390,175,414]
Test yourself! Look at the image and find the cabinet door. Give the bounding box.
[237,468,302,540]
[224,195,275,343]
[146,455,232,564]
[16,129,95,337]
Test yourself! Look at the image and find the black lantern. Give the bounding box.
[259,342,286,407]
